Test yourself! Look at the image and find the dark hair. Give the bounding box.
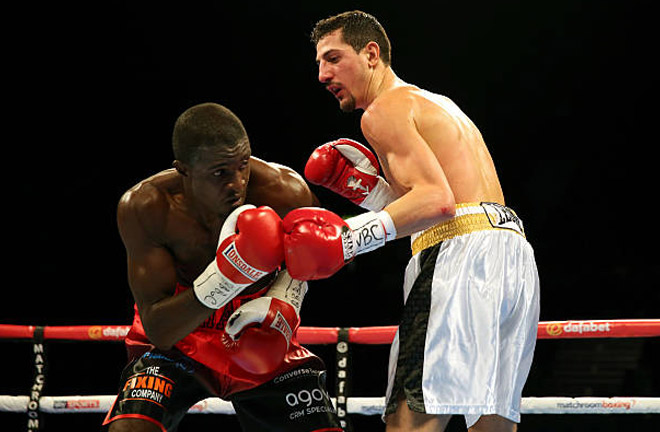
[172,102,249,165]
[310,10,391,66]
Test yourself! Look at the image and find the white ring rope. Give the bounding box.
[1,395,659,415]
[2,320,658,422]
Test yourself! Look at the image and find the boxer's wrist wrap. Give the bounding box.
[344,210,397,260]
[360,176,398,211]
[193,261,250,309]
[266,271,308,315]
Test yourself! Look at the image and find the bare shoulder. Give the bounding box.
[249,156,306,185]
[117,169,178,243]
[248,156,318,215]
[361,86,423,145]
[363,86,460,144]
[364,86,415,121]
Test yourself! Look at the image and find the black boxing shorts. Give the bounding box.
[102,349,343,432]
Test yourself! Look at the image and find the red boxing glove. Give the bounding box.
[282,207,350,280]
[193,205,284,309]
[304,138,397,211]
[283,207,397,280]
[224,297,299,375]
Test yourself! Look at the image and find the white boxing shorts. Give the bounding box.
[384,203,540,428]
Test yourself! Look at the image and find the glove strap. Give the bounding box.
[344,210,397,259]
[360,176,398,211]
[266,271,308,315]
[193,261,250,309]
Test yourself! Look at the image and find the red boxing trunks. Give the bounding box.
[102,349,342,432]
[103,279,341,431]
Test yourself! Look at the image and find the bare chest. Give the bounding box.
[157,204,220,287]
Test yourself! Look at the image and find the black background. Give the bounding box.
[3,1,658,431]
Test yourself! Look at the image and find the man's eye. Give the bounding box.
[213,170,225,177]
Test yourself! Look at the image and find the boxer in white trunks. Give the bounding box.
[281,10,540,432]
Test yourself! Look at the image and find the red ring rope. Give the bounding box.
[0,320,658,344]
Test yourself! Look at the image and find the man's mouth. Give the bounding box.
[326,84,343,98]
[225,195,244,207]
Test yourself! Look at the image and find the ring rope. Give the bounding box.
[1,319,659,344]
[2,395,659,415]
[2,320,658,421]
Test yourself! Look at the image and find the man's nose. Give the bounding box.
[227,172,246,192]
[318,62,332,83]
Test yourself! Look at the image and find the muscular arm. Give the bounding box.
[117,186,212,350]
[361,97,456,237]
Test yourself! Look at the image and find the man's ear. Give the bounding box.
[173,160,188,176]
[364,41,381,67]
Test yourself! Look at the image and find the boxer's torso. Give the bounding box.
[127,157,314,291]
[367,84,506,206]
[122,157,318,380]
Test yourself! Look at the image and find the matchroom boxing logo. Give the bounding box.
[545,321,613,337]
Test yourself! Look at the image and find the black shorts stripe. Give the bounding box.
[386,243,441,416]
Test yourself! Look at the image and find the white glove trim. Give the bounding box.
[333,141,379,175]
[193,261,250,309]
[359,176,398,211]
[218,204,256,246]
[266,270,308,315]
[225,297,272,339]
[224,297,293,349]
[344,210,397,260]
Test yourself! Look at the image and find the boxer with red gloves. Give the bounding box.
[308,13,539,431]
[104,103,342,432]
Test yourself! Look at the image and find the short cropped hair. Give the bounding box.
[172,103,249,165]
[310,10,391,66]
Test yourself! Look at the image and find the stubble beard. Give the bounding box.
[339,94,357,112]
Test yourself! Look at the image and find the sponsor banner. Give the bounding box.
[28,331,46,432]
[541,321,614,338]
[520,397,660,414]
[88,326,130,340]
[120,367,175,407]
[52,398,101,410]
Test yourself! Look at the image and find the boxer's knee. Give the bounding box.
[107,418,161,432]
[385,397,450,432]
[469,414,516,432]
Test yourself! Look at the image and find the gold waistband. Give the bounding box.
[411,203,525,256]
